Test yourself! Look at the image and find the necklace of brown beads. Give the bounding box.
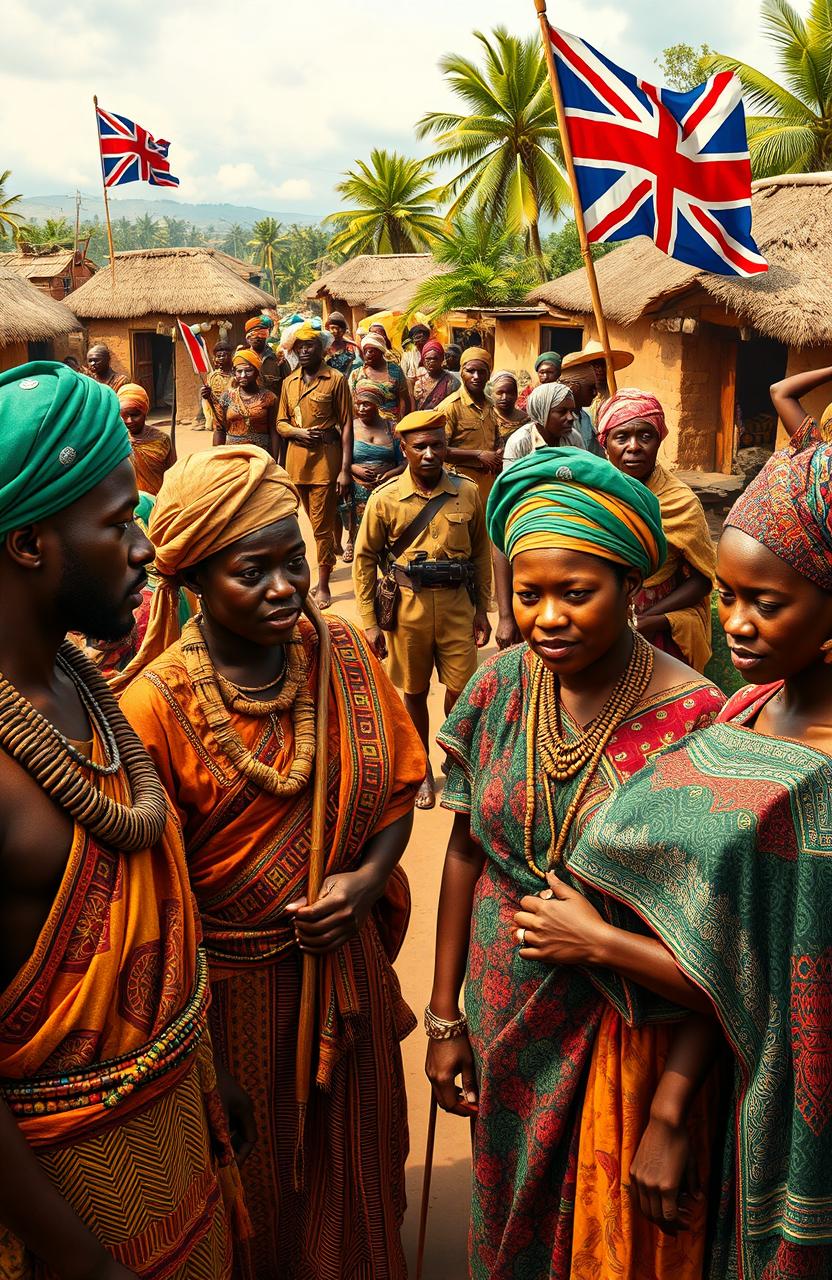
[523,628,654,880]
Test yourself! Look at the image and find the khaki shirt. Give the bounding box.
[277,364,352,485]
[440,386,501,458]
[353,468,492,628]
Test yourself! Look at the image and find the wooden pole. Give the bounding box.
[534,0,618,395]
[415,1095,438,1280]
[93,96,117,289]
[169,326,177,453]
[293,597,332,1189]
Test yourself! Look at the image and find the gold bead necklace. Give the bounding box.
[523,630,654,880]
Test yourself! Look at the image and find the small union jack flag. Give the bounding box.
[549,28,767,277]
[96,104,180,189]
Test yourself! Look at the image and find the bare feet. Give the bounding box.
[415,769,436,810]
[312,583,332,611]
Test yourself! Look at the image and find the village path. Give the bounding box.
[177,423,475,1278]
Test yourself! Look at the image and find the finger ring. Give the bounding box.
[517,927,526,947]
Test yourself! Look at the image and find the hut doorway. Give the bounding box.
[131,331,173,411]
[735,335,787,452]
[539,325,584,360]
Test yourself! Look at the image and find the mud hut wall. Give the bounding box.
[494,318,548,390]
[0,341,28,373]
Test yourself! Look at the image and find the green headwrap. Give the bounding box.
[486,446,666,577]
[535,351,563,371]
[0,361,132,537]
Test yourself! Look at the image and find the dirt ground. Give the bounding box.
[176,423,478,1277]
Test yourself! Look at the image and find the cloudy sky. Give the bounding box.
[3,0,777,219]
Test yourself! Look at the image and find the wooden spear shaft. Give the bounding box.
[293,596,332,1189]
[533,0,618,395]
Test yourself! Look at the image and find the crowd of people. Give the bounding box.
[1,311,831,1280]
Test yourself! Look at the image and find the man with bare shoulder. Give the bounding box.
[0,362,248,1279]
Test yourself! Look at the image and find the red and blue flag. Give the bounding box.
[549,27,767,277]
[96,105,180,189]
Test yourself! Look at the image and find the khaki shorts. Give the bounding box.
[386,584,478,695]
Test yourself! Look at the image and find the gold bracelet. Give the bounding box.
[424,1005,469,1041]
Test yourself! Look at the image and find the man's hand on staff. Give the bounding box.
[286,868,379,953]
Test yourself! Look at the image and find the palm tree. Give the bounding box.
[111,216,137,250]
[324,150,447,255]
[0,170,25,241]
[705,0,832,176]
[272,252,316,304]
[410,211,538,314]
[221,222,249,257]
[17,217,74,250]
[133,213,159,249]
[416,27,570,277]
[161,216,188,247]
[248,217,284,294]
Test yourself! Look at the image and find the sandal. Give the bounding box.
[342,541,354,564]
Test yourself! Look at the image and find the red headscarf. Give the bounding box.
[421,340,444,361]
[596,389,668,448]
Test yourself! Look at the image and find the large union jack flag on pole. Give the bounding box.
[549,27,767,277]
[96,104,180,188]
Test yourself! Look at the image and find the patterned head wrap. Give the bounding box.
[112,446,300,690]
[360,333,388,354]
[460,347,493,371]
[294,322,322,345]
[353,379,385,408]
[596,389,668,448]
[491,369,517,387]
[245,315,273,335]
[527,381,574,430]
[117,383,150,416]
[421,340,445,361]
[486,446,666,575]
[232,349,262,371]
[535,351,563,372]
[0,361,131,537]
[725,438,832,592]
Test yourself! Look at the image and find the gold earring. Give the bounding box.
[822,639,832,664]
[628,600,638,629]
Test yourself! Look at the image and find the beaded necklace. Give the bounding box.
[523,630,654,879]
[181,618,315,797]
[0,642,169,850]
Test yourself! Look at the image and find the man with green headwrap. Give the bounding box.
[0,363,246,1279]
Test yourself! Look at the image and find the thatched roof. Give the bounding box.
[211,250,266,285]
[529,174,832,348]
[0,265,81,346]
[305,254,441,308]
[68,247,275,319]
[0,249,91,281]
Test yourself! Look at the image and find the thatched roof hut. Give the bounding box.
[523,174,832,472]
[529,174,832,347]
[67,248,276,423]
[0,248,96,299]
[69,246,274,319]
[0,264,81,370]
[305,253,443,330]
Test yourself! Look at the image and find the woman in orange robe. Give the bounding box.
[118,383,175,496]
[119,445,425,1280]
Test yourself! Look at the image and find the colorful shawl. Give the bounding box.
[569,681,832,1280]
[130,427,172,497]
[438,646,724,1279]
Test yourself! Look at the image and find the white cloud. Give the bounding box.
[0,0,784,220]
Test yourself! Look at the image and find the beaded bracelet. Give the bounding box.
[424,1005,469,1041]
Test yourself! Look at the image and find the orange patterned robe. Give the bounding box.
[0,729,236,1279]
[131,428,173,496]
[122,616,425,1280]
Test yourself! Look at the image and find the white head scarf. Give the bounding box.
[527,380,573,429]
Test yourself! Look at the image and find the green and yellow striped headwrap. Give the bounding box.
[486,446,666,576]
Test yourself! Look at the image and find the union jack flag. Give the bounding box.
[96,105,180,189]
[550,28,767,277]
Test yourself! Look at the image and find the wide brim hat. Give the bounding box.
[561,339,634,372]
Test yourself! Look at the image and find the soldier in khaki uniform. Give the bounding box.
[353,407,492,809]
[277,323,353,608]
[440,346,502,508]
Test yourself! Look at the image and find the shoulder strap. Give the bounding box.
[389,489,454,560]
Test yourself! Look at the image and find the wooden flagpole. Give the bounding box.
[534,0,618,395]
[93,96,117,289]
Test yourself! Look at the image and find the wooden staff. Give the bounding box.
[416,1097,477,1276]
[533,0,618,395]
[293,595,332,1189]
[92,96,117,290]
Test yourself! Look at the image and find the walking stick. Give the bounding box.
[415,1094,438,1280]
[293,596,332,1190]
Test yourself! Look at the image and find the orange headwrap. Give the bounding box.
[232,349,262,371]
[460,346,493,371]
[245,315,271,335]
[117,383,150,415]
[112,445,300,692]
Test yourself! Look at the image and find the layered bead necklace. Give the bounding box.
[180,617,315,797]
[523,629,654,879]
[0,642,169,850]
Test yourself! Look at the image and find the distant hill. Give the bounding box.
[18,194,325,229]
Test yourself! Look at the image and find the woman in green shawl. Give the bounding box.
[425,448,725,1280]
[537,416,832,1278]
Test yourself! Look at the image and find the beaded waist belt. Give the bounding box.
[1,950,210,1118]
[202,917,296,966]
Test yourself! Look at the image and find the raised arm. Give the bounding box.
[770,365,832,438]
